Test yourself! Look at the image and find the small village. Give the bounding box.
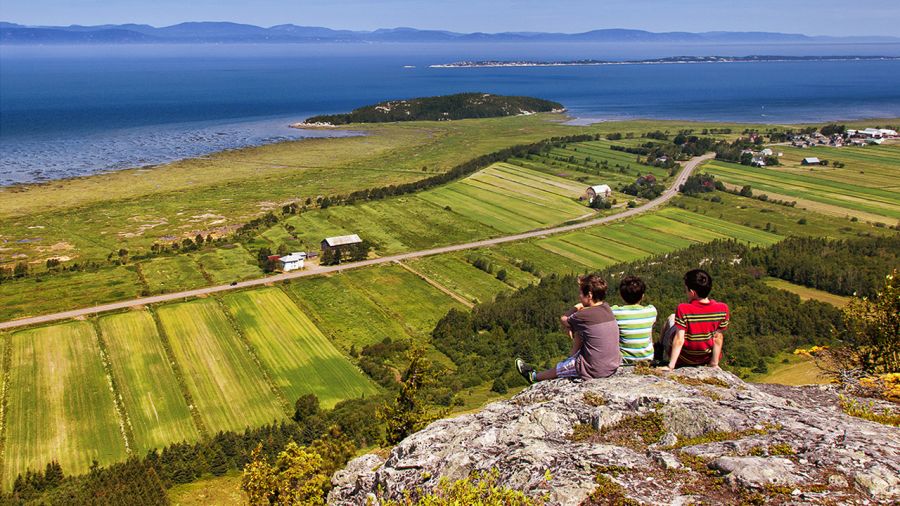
[788,126,898,148]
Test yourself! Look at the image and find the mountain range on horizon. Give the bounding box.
[2,21,898,44]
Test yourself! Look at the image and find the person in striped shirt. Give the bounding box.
[659,269,729,370]
[610,275,657,364]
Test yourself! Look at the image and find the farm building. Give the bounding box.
[759,148,774,156]
[584,184,612,202]
[801,157,821,166]
[277,252,306,272]
[322,234,363,254]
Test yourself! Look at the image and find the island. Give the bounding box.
[297,92,565,125]
[431,54,900,68]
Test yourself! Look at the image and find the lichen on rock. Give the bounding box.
[328,367,900,505]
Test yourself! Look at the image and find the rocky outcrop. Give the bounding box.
[329,367,900,505]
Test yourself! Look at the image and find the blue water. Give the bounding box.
[2,42,900,185]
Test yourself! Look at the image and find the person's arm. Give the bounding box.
[709,305,729,368]
[708,331,724,368]
[570,331,583,357]
[667,328,686,370]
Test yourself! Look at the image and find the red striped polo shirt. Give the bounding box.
[674,299,730,366]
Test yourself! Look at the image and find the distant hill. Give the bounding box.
[301,93,564,125]
[1,21,897,44]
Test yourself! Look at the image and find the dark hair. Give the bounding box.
[684,269,713,298]
[578,274,608,302]
[619,275,646,304]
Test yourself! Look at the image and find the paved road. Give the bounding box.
[0,153,714,330]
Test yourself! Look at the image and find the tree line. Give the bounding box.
[747,235,900,298]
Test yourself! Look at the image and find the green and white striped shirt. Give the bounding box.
[610,303,658,363]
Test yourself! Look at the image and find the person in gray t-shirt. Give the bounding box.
[516,274,621,383]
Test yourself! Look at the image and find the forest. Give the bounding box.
[747,235,900,298]
[304,93,563,125]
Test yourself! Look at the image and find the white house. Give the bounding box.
[759,148,774,156]
[801,157,821,166]
[585,184,612,202]
[278,252,306,272]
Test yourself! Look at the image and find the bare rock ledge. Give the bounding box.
[329,367,900,505]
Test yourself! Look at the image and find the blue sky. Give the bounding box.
[3,0,898,37]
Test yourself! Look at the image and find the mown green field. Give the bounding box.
[0,267,142,321]
[97,310,200,452]
[490,241,593,276]
[346,264,466,340]
[139,255,209,294]
[4,322,127,485]
[704,158,900,223]
[221,288,378,408]
[283,275,413,352]
[405,254,512,304]
[155,300,285,432]
[193,245,261,285]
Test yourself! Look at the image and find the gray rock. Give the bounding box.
[828,474,849,488]
[328,368,900,505]
[854,464,900,500]
[709,456,799,489]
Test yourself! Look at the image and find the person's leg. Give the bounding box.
[535,367,558,381]
[658,314,677,363]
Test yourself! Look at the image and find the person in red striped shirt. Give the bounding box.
[658,269,729,370]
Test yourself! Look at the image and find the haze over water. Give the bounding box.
[2,42,900,185]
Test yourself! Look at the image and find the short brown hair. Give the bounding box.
[578,273,608,302]
[619,275,646,304]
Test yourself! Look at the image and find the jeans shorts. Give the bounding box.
[556,353,581,378]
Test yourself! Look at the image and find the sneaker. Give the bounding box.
[515,358,536,384]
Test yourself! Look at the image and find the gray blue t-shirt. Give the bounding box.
[566,302,621,379]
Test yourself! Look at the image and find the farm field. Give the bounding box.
[763,278,853,307]
[3,322,127,485]
[139,255,209,294]
[671,191,888,240]
[282,196,493,255]
[97,311,200,452]
[284,275,413,352]
[704,159,900,222]
[193,244,261,285]
[154,300,285,432]
[405,254,512,304]
[778,144,900,190]
[0,266,141,322]
[461,249,540,289]
[490,241,595,276]
[656,207,782,246]
[221,288,378,408]
[347,264,467,339]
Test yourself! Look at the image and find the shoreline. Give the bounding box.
[3,114,900,191]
